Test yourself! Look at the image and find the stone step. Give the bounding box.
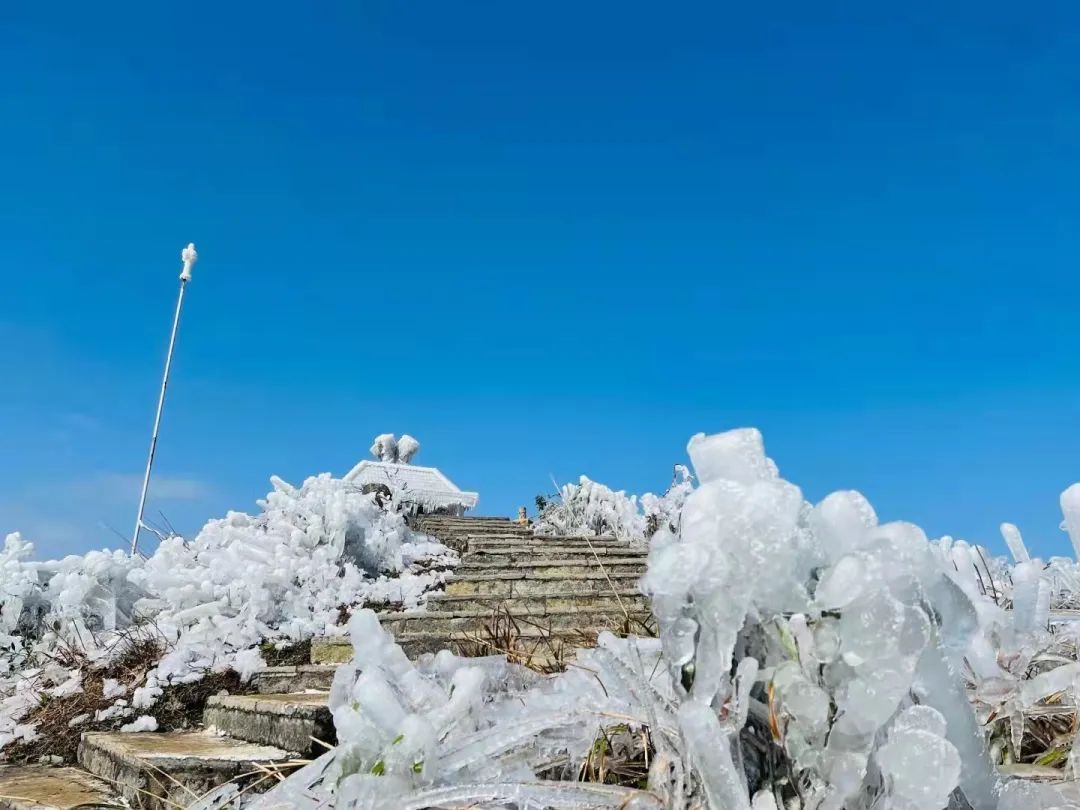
[444,572,643,597]
[393,625,656,661]
[252,664,338,694]
[424,531,537,541]
[311,614,656,663]
[378,606,653,636]
[204,693,334,755]
[0,765,116,810]
[426,591,646,614]
[417,515,513,522]
[468,540,630,552]
[462,548,646,565]
[310,630,567,664]
[418,523,522,532]
[310,637,353,665]
[454,560,646,577]
[78,731,295,810]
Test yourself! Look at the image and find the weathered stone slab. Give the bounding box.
[0,766,116,810]
[252,664,338,694]
[456,560,645,577]
[310,637,354,665]
[382,611,652,636]
[468,538,624,550]
[78,732,292,810]
[204,693,333,754]
[427,591,647,614]
[470,542,642,552]
[463,549,647,566]
[444,573,642,598]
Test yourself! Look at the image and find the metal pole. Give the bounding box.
[131,244,198,555]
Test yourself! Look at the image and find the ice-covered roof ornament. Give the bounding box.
[368,433,421,464]
[346,434,478,512]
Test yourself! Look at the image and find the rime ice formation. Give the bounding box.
[4,429,1080,809]
[368,433,421,465]
[254,431,1080,809]
[535,466,693,543]
[0,471,454,749]
[346,435,479,514]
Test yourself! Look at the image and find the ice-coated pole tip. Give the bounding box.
[180,242,198,281]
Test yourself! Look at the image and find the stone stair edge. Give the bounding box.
[444,571,644,581]
[314,620,654,644]
[0,764,118,810]
[462,548,644,554]
[206,693,329,714]
[78,730,293,770]
[428,589,644,601]
[378,604,651,621]
[457,558,647,568]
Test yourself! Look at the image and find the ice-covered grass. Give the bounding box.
[535,466,693,543]
[255,428,1080,809]
[0,471,455,755]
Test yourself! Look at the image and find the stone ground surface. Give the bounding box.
[5,514,650,808]
[0,765,116,810]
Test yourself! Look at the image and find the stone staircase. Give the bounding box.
[0,515,650,809]
[312,515,653,665]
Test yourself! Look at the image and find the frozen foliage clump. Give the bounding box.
[127,473,454,690]
[536,476,646,542]
[536,466,693,544]
[260,429,1080,809]
[252,609,670,809]
[0,471,454,751]
[639,428,997,809]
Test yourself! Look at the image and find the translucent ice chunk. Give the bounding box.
[686,429,774,485]
[810,491,878,560]
[1062,484,1080,561]
[877,716,960,809]
[814,555,866,610]
[1000,523,1031,563]
[1012,561,1043,634]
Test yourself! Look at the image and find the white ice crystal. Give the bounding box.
[120,715,159,733]
[1062,484,1080,562]
[536,467,692,544]
[0,469,454,749]
[7,427,1080,809]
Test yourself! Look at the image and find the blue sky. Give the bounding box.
[2,2,1078,559]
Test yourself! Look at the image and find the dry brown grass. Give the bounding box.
[259,638,312,667]
[453,606,577,674]
[4,630,254,765]
[577,724,653,789]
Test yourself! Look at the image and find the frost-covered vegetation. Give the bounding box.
[253,428,1080,809]
[0,472,454,753]
[535,466,694,543]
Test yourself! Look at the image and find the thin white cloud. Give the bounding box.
[60,412,102,431]
[70,473,212,503]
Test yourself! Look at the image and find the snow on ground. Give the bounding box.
[253,428,1080,810]
[0,471,456,750]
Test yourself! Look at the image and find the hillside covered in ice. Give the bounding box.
[250,429,1080,809]
[4,428,1080,809]
[0,471,456,752]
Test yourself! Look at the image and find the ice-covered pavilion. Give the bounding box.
[344,433,479,517]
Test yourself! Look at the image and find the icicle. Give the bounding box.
[1062,484,1080,561]
[1000,522,1031,563]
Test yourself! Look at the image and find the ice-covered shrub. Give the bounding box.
[259,428,1080,809]
[535,476,646,542]
[0,471,454,752]
[535,466,693,543]
[250,609,671,809]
